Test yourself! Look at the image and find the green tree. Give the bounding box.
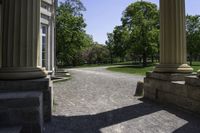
[82,43,109,64]
[56,0,87,66]
[112,26,130,62]
[122,1,159,67]
[106,33,115,64]
[186,15,200,65]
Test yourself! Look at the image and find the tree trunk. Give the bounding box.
[110,53,113,64]
[189,53,193,66]
[142,53,147,67]
[151,55,154,63]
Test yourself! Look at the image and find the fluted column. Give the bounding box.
[0,0,47,79]
[154,0,193,73]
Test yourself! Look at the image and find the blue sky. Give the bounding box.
[59,0,200,44]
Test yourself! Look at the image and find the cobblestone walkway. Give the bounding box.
[45,67,200,133]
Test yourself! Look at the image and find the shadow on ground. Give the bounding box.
[45,100,200,133]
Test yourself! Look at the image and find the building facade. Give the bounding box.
[40,0,56,74]
[0,0,56,74]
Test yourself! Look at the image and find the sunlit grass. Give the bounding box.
[107,62,200,76]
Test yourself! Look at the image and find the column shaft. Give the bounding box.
[0,0,47,79]
[154,0,193,73]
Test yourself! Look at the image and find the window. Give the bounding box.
[41,25,48,67]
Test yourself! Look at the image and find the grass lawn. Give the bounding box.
[74,61,134,68]
[75,64,112,68]
[191,62,200,72]
[107,65,154,75]
[107,62,200,76]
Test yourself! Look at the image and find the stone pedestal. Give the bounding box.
[0,78,53,122]
[154,0,193,73]
[0,91,43,133]
[0,0,53,132]
[144,73,200,114]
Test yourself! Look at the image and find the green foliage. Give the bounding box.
[122,1,159,67]
[113,26,130,61]
[56,0,89,66]
[105,33,115,64]
[56,0,111,67]
[186,15,200,65]
[82,43,110,64]
[106,1,159,67]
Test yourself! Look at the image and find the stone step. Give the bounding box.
[0,126,22,133]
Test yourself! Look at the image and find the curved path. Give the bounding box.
[45,67,200,133]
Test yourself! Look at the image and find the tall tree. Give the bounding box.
[56,0,87,66]
[186,15,200,65]
[122,1,159,67]
[112,26,130,62]
[106,33,115,64]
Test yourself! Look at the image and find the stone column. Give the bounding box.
[0,0,47,80]
[154,0,193,73]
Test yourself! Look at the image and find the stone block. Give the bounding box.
[0,91,43,133]
[0,127,22,133]
[187,86,200,101]
[143,78,157,94]
[43,83,53,122]
[135,81,144,96]
[0,78,50,91]
[146,72,195,81]
[144,91,156,100]
[170,81,188,97]
[156,91,196,112]
[0,78,53,122]
[144,74,200,115]
[185,76,200,87]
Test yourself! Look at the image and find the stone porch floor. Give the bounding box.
[45,67,200,133]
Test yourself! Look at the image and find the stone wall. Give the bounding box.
[0,78,53,122]
[0,92,43,133]
[144,72,200,114]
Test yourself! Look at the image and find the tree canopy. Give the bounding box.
[106,1,159,66]
[56,0,112,66]
[186,15,200,65]
[56,0,88,66]
[56,0,200,67]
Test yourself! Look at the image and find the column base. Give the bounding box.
[154,64,193,73]
[146,71,195,81]
[0,67,47,80]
